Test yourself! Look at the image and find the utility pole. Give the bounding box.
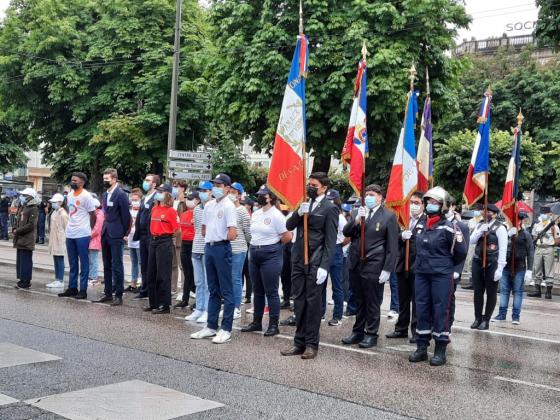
[167,0,182,158]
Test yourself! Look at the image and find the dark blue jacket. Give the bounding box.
[132,192,156,240]
[101,186,131,239]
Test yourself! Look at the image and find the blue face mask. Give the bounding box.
[155,192,165,202]
[253,205,259,212]
[51,202,60,210]
[540,214,549,221]
[199,192,209,202]
[212,187,224,200]
[142,181,151,192]
[473,210,481,217]
[172,187,179,199]
[19,195,28,205]
[426,203,441,215]
[364,195,377,209]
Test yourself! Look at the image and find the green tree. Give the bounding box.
[434,129,544,203]
[208,0,470,181]
[0,123,27,173]
[535,0,560,50]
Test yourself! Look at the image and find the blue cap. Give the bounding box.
[213,173,232,186]
[341,203,352,212]
[326,189,340,201]
[256,185,271,195]
[231,182,244,194]
[197,180,213,191]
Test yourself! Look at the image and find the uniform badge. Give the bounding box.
[376,222,380,231]
[456,233,463,243]
[217,209,224,219]
[489,243,497,251]
[264,217,271,225]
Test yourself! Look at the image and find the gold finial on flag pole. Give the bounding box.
[517,108,524,128]
[425,67,430,96]
[409,63,417,91]
[299,0,304,34]
[361,41,367,62]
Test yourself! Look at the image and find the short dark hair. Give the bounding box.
[147,174,160,186]
[103,168,118,179]
[365,184,383,195]
[309,172,330,188]
[412,191,424,200]
[72,172,88,183]
[130,188,143,198]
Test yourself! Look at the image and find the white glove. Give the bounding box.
[524,270,532,282]
[379,270,390,284]
[480,223,489,232]
[494,266,504,282]
[508,227,518,237]
[453,272,460,280]
[298,202,310,216]
[316,267,328,285]
[355,206,366,223]
[401,230,412,240]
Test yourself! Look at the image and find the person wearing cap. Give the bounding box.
[132,174,160,300]
[494,211,534,324]
[280,172,338,360]
[529,206,559,299]
[46,193,69,289]
[191,173,238,344]
[229,182,251,319]
[241,185,291,337]
[13,187,39,289]
[185,180,212,323]
[174,191,199,309]
[142,183,179,314]
[341,184,399,349]
[94,168,132,306]
[88,197,104,285]
[469,203,508,330]
[58,172,97,299]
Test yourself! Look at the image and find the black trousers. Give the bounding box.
[138,234,151,295]
[16,249,33,283]
[449,281,459,327]
[280,242,293,300]
[243,252,252,300]
[394,270,416,336]
[472,259,498,321]
[147,236,173,309]
[180,241,194,302]
[350,265,384,336]
[292,263,322,349]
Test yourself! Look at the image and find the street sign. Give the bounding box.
[169,171,212,181]
[168,160,212,171]
[168,150,212,161]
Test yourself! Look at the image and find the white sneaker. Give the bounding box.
[212,329,231,344]
[512,319,520,325]
[185,310,203,322]
[327,299,334,305]
[190,327,216,339]
[46,280,64,288]
[175,293,183,301]
[196,311,208,323]
[233,308,241,320]
[190,291,196,298]
[246,307,254,314]
[387,310,398,319]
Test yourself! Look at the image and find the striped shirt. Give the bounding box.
[192,204,206,254]
[231,206,251,254]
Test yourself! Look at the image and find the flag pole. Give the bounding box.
[482,86,492,269]
[360,41,367,260]
[300,0,309,267]
[511,109,524,275]
[405,63,416,272]
[426,67,434,189]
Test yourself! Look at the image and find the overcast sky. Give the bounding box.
[0,0,539,41]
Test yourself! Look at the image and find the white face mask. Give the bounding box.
[186,200,196,209]
[228,194,237,203]
[410,203,422,217]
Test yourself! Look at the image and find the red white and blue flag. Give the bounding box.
[501,123,522,227]
[463,89,492,206]
[341,58,368,196]
[267,34,309,210]
[416,96,432,193]
[386,90,419,228]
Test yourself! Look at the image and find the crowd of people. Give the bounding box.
[5,169,559,365]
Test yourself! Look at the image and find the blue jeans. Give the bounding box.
[250,243,282,319]
[499,269,525,320]
[232,252,246,308]
[389,272,399,312]
[66,236,90,291]
[89,250,99,279]
[37,211,46,241]
[192,253,208,312]
[102,235,125,297]
[322,244,345,320]
[205,243,234,332]
[0,212,8,239]
[53,255,65,281]
[130,247,141,282]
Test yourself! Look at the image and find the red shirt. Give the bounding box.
[150,205,179,236]
[180,209,195,241]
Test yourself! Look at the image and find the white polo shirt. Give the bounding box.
[202,197,237,243]
[336,213,346,244]
[250,206,287,246]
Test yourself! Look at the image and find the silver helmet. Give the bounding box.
[423,186,450,213]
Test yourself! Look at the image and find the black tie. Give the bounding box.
[367,209,373,222]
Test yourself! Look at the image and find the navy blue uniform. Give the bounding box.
[415,217,468,346]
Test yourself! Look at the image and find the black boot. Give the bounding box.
[477,319,490,330]
[528,284,541,298]
[409,344,428,363]
[545,286,552,299]
[264,317,279,337]
[58,288,78,297]
[174,300,189,309]
[241,316,262,332]
[470,318,482,329]
[430,342,447,366]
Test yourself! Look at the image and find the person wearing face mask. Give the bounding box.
[529,206,559,299]
[132,174,160,300]
[172,180,188,299]
[94,168,131,306]
[13,188,39,289]
[461,204,484,290]
[409,187,468,366]
[185,181,213,323]
[125,189,143,293]
[341,184,399,349]
[386,191,426,343]
[58,173,97,299]
[191,173,238,344]
[46,193,69,289]
[469,203,508,330]
[445,196,462,222]
[279,172,338,360]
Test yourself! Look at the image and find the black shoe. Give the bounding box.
[243,297,251,304]
[328,318,341,326]
[39,240,45,245]
[142,306,156,312]
[358,335,377,348]
[174,300,189,309]
[461,284,474,290]
[58,288,78,297]
[132,293,148,300]
[280,346,305,356]
[74,291,87,300]
[342,332,364,345]
[280,299,291,309]
[124,285,137,293]
[386,331,408,339]
[280,315,296,326]
[409,336,417,344]
[430,342,447,366]
[264,319,279,337]
[528,285,541,298]
[94,294,113,303]
[477,320,489,330]
[409,345,428,363]
[241,322,262,332]
[111,297,123,306]
[151,306,169,314]
[15,281,30,289]
[470,319,482,329]
[545,286,552,299]
[344,310,357,317]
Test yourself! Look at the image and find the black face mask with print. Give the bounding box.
[306,185,318,200]
[257,195,268,206]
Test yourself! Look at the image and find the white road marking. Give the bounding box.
[494,376,560,392]
[452,325,560,345]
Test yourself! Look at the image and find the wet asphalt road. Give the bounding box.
[0,266,559,419]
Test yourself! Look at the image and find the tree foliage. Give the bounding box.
[535,0,560,50]
[0,123,27,173]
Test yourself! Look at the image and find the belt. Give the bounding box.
[151,234,172,241]
[206,240,229,246]
[250,242,281,249]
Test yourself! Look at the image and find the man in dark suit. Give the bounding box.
[95,168,131,306]
[280,172,339,360]
[342,184,399,348]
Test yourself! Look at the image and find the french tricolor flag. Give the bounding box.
[501,117,522,227]
[416,96,432,193]
[463,89,492,206]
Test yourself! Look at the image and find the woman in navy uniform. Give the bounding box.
[409,187,468,366]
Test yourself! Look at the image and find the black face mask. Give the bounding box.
[70,182,79,190]
[103,181,112,189]
[307,185,318,200]
[257,195,268,206]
